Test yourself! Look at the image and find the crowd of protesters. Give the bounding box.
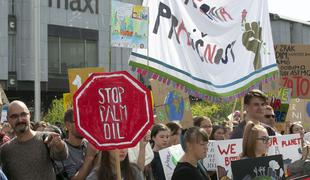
[0,89,310,180]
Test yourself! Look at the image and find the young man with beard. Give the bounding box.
[230,89,276,139]
[55,109,98,180]
[0,100,68,180]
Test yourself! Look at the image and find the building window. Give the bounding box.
[48,25,98,74]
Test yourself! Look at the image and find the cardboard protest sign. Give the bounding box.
[269,88,291,133]
[150,79,193,128]
[203,140,216,171]
[68,67,104,95]
[214,134,302,179]
[159,144,184,180]
[275,44,310,99]
[231,155,285,180]
[262,77,291,132]
[286,98,310,132]
[63,93,72,111]
[111,1,148,49]
[214,139,243,180]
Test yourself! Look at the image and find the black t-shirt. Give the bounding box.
[172,162,205,180]
[151,151,166,180]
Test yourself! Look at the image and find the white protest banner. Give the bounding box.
[203,140,216,171]
[159,144,184,180]
[214,134,302,180]
[129,0,277,101]
[214,139,243,180]
[267,134,302,177]
[159,141,216,180]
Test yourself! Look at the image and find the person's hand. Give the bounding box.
[44,132,65,151]
[140,130,151,148]
[85,143,98,158]
[301,145,310,160]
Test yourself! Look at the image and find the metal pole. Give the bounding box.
[34,0,41,122]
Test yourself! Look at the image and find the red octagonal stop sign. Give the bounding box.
[73,71,153,150]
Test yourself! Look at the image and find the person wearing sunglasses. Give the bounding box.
[240,121,270,158]
[262,105,282,135]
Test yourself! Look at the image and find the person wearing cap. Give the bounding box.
[54,108,98,180]
[230,89,276,139]
[0,100,68,180]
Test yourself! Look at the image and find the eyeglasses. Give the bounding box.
[264,115,275,119]
[202,125,212,129]
[9,112,29,120]
[256,136,271,144]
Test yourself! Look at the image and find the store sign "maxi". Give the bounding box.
[48,0,99,14]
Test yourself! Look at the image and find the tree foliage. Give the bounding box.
[190,99,241,125]
[42,98,65,126]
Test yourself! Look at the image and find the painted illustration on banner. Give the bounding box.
[68,67,105,95]
[150,80,192,128]
[111,1,148,48]
[130,0,277,101]
[231,155,285,180]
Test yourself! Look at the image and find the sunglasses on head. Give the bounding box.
[264,114,275,118]
[256,136,271,144]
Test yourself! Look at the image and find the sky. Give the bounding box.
[268,0,310,21]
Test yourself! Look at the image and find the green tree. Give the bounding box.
[190,100,241,125]
[42,98,65,127]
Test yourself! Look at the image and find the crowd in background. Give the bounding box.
[0,89,309,180]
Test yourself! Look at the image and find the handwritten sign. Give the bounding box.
[159,144,184,180]
[203,140,216,171]
[214,134,302,179]
[286,98,310,132]
[214,139,243,179]
[275,44,310,98]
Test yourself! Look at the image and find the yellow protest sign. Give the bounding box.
[63,93,72,111]
[68,67,105,95]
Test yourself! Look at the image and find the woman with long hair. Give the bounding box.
[150,123,170,180]
[240,121,270,158]
[209,125,226,141]
[87,149,143,180]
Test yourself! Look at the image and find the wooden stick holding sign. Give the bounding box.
[240,97,244,121]
[73,71,153,178]
[112,149,121,180]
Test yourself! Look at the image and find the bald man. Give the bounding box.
[0,100,68,180]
